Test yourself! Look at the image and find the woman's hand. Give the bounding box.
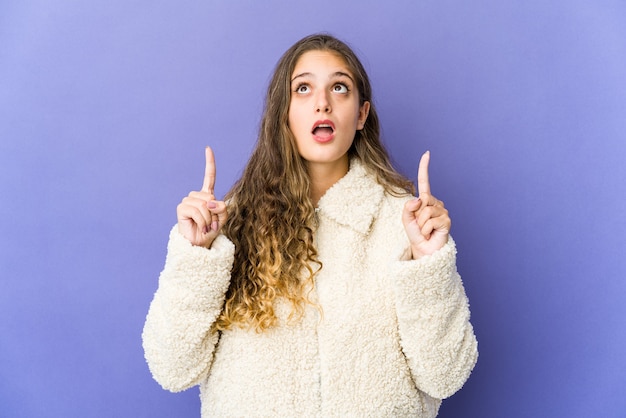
[402,151,451,259]
[176,147,228,248]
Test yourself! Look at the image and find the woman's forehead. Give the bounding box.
[291,50,353,80]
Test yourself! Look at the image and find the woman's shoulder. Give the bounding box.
[381,188,414,211]
[351,158,414,205]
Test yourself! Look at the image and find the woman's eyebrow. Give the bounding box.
[291,72,312,83]
[330,71,354,82]
[291,71,355,83]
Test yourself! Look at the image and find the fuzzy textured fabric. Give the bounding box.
[143,160,478,417]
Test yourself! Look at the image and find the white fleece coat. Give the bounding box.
[143,160,478,417]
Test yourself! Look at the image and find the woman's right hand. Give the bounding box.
[176,147,228,248]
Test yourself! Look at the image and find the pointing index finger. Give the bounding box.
[202,146,216,194]
[417,150,431,196]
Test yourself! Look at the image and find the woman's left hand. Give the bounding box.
[402,151,451,259]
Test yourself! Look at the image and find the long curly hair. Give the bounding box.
[216,34,414,332]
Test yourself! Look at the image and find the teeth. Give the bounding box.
[312,123,334,134]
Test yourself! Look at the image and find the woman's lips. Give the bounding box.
[312,120,335,143]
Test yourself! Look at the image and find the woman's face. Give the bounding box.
[288,50,370,170]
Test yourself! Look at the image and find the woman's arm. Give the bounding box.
[394,238,478,399]
[142,226,234,392]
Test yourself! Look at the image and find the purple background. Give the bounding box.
[2,1,625,417]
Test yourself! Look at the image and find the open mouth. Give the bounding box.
[312,120,335,141]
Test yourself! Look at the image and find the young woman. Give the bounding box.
[143,34,477,417]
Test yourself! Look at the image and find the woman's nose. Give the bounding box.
[314,91,331,113]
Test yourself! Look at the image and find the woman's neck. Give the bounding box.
[307,156,349,207]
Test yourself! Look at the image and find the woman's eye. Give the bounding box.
[296,84,310,94]
[333,84,348,93]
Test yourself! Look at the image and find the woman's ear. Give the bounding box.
[357,101,370,130]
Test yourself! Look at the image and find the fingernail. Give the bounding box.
[207,201,217,209]
[203,226,208,234]
[211,221,218,231]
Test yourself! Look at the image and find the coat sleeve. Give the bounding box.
[142,226,235,392]
[393,237,478,399]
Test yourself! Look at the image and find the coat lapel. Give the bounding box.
[316,159,384,235]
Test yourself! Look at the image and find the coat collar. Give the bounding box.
[316,158,384,235]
